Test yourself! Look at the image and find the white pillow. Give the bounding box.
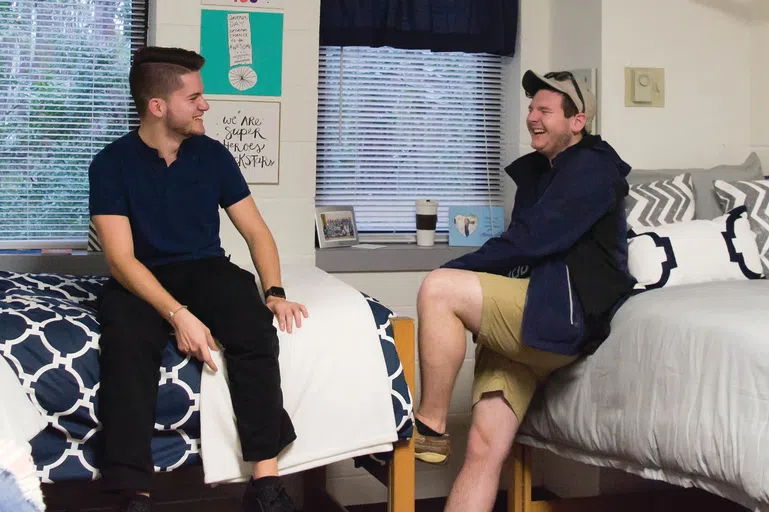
[628,206,764,291]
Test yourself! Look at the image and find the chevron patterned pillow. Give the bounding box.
[625,173,695,230]
[714,179,769,275]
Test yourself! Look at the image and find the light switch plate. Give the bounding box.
[625,67,664,107]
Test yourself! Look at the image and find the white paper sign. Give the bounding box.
[205,100,281,184]
[201,0,284,9]
[227,13,253,67]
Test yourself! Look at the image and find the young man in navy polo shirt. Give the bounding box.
[89,46,305,512]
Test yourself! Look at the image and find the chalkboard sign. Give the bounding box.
[205,100,280,184]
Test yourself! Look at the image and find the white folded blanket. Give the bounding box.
[0,356,47,444]
[0,440,46,512]
[0,356,46,511]
[200,265,397,484]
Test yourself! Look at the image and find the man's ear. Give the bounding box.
[571,112,587,134]
[146,98,165,119]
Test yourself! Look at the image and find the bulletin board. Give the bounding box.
[200,9,283,96]
[205,100,281,184]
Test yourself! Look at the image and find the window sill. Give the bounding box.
[0,252,109,275]
[315,243,476,273]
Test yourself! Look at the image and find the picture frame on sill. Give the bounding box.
[448,205,505,247]
[315,206,359,248]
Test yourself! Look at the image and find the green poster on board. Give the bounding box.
[200,9,283,96]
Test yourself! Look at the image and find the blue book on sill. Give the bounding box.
[448,206,505,247]
[0,249,42,255]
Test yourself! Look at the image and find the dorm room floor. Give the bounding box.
[347,488,748,512]
[43,488,748,511]
[41,460,748,512]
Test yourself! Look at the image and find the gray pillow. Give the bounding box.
[627,153,763,220]
[713,179,769,275]
[626,173,695,229]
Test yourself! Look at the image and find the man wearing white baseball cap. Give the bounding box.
[523,69,597,135]
[412,70,636,511]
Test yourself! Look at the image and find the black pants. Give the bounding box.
[97,257,296,493]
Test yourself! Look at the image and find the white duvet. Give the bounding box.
[200,265,398,484]
[518,280,769,511]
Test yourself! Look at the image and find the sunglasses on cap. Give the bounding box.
[544,71,585,114]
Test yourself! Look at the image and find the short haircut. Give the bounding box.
[129,46,205,117]
[560,93,579,119]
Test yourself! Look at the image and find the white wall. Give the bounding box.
[150,0,320,272]
[600,0,752,169]
[516,0,552,162]
[550,0,602,72]
[526,0,756,173]
[751,21,769,169]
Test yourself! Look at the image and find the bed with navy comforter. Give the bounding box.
[0,270,412,483]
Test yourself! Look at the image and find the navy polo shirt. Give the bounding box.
[89,130,250,267]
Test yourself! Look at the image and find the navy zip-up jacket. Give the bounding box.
[443,135,636,356]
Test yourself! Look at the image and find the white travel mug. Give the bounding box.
[416,199,439,247]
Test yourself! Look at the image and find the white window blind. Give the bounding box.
[316,46,504,236]
[0,0,146,249]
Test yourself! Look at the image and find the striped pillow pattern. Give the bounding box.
[714,179,769,275]
[625,173,695,230]
[87,221,102,252]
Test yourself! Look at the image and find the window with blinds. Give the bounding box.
[316,46,504,238]
[0,0,147,249]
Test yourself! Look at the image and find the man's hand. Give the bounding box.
[170,309,219,372]
[266,297,309,334]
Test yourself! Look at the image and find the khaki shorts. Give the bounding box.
[473,273,578,420]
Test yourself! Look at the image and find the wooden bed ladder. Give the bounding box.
[509,443,534,512]
[387,317,416,512]
[505,443,743,512]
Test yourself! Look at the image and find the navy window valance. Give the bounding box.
[319,0,518,57]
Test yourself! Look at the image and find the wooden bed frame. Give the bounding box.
[507,444,749,512]
[0,255,415,512]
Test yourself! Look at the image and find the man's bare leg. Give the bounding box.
[445,392,519,512]
[414,268,483,433]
